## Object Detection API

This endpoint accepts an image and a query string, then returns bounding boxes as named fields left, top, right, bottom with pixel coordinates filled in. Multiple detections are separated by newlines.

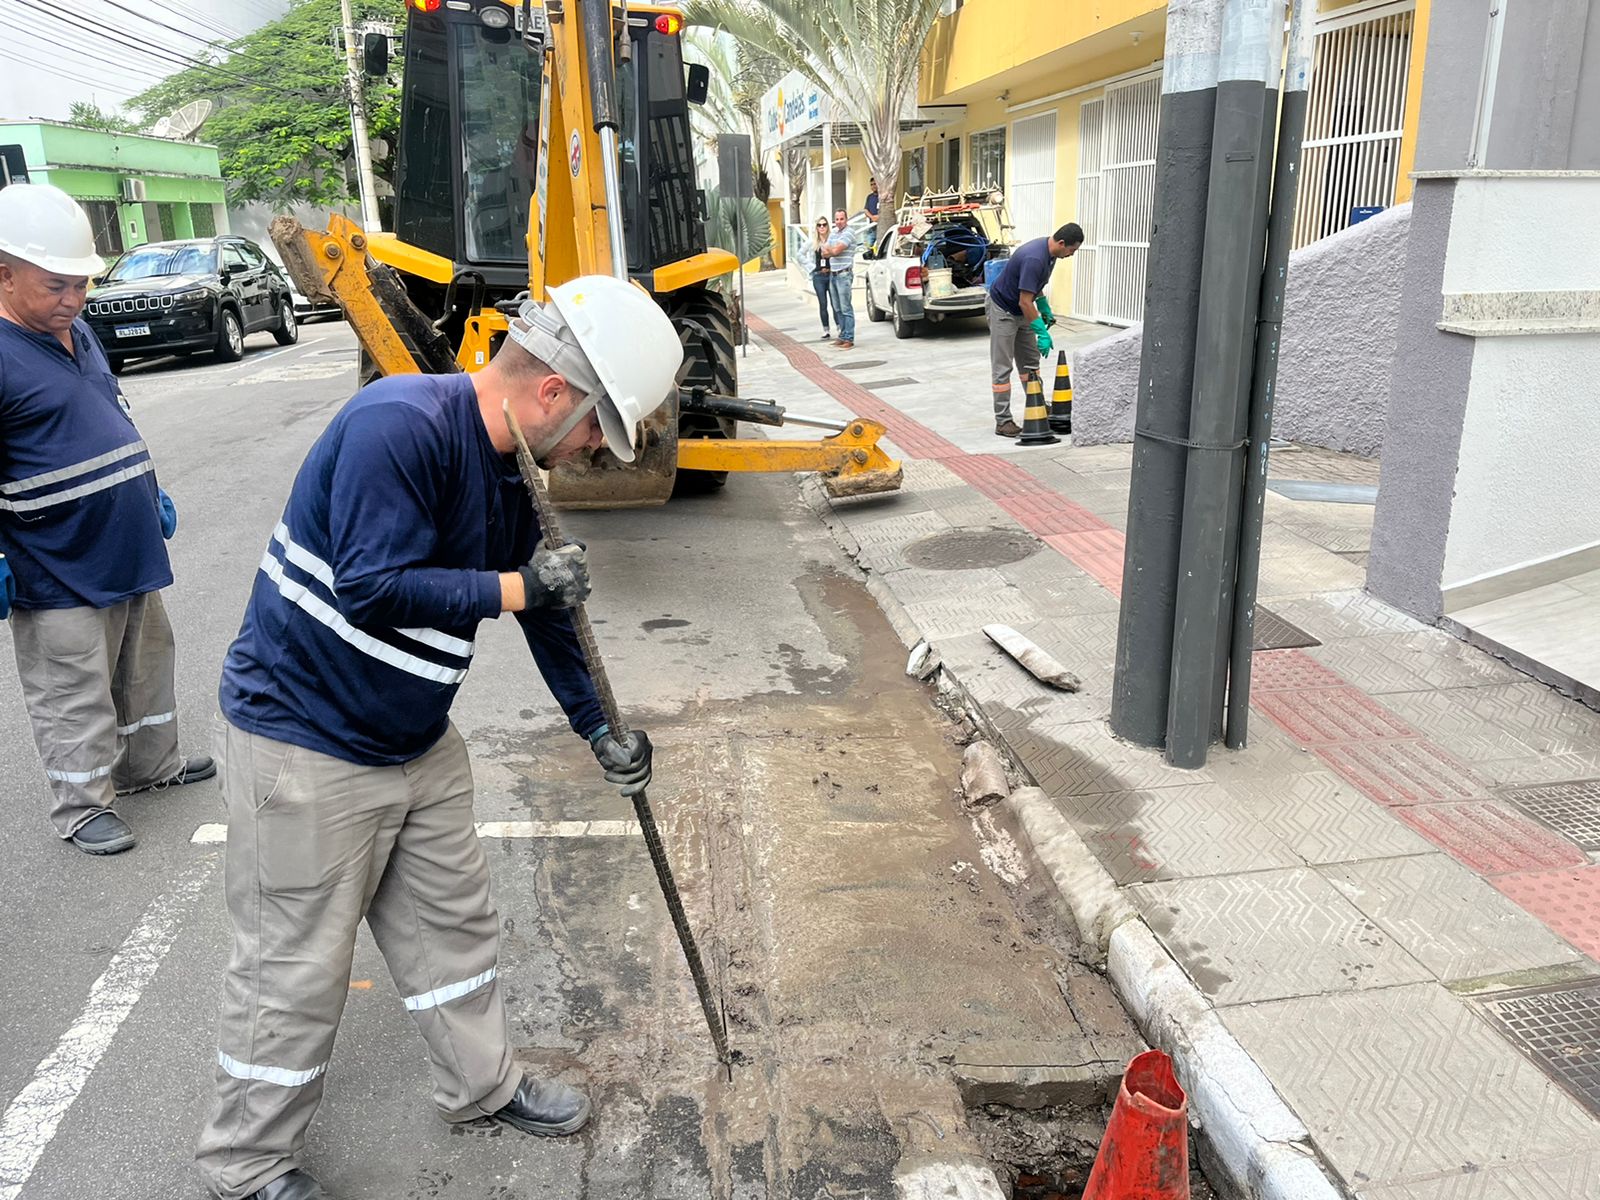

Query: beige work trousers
left=9, top=591, right=182, bottom=837
left=194, top=721, right=520, bottom=1200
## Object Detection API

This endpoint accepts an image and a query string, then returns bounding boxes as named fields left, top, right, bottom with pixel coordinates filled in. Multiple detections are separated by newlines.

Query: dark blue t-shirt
left=989, top=236, right=1056, bottom=317
left=0, top=316, right=171, bottom=610
left=220, top=373, right=604, bottom=766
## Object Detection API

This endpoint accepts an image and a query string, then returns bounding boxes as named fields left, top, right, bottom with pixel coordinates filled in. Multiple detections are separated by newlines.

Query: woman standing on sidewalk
left=809, top=217, right=837, bottom=341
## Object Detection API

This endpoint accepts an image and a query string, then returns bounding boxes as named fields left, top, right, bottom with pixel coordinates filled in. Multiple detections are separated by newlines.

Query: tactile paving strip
left=1480, top=979, right=1600, bottom=1120
left=1502, top=779, right=1600, bottom=850
left=1252, top=607, right=1322, bottom=650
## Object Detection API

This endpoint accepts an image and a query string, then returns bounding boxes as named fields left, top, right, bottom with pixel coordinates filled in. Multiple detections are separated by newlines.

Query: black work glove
left=589, top=726, right=653, bottom=796
left=518, top=539, right=590, bottom=610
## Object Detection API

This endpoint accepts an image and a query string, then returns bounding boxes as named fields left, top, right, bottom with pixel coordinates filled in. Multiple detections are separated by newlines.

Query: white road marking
left=0, top=857, right=215, bottom=1199
left=191, top=819, right=640, bottom=844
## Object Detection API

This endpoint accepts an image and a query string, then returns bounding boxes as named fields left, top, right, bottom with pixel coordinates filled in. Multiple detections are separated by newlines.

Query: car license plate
left=115, top=324, right=150, bottom=338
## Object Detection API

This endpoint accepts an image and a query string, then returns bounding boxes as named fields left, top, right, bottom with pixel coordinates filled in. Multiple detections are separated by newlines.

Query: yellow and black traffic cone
left=1017, top=370, right=1060, bottom=446
left=1049, top=350, right=1073, bottom=434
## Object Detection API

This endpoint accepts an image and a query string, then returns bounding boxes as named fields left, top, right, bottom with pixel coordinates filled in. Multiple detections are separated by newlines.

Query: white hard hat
left=0, top=183, right=105, bottom=277
left=506, top=275, right=684, bottom=462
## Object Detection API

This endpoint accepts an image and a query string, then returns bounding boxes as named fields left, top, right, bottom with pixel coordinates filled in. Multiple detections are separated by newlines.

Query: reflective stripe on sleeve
left=403, top=966, right=497, bottom=1012
left=0, top=441, right=150, bottom=496
left=0, top=461, right=154, bottom=514
left=216, top=1050, right=327, bottom=1088
left=116, top=711, right=175, bottom=737
left=260, top=553, right=469, bottom=685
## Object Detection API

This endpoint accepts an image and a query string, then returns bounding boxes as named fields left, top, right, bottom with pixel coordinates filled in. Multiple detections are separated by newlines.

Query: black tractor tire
left=215, top=308, right=245, bottom=362
left=664, top=287, right=738, bottom=495
left=272, top=297, right=299, bottom=346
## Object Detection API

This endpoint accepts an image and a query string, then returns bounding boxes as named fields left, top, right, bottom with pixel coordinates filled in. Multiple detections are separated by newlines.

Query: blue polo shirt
left=219, top=372, right=605, bottom=766
left=0, top=316, right=171, bottom=610
left=989, top=236, right=1057, bottom=317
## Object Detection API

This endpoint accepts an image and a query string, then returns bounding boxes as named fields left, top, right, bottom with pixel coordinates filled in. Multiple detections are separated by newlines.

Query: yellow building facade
left=903, top=0, right=1430, bottom=324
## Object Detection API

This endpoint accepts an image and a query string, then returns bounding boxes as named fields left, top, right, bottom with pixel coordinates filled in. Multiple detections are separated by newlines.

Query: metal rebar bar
left=503, top=402, right=731, bottom=1067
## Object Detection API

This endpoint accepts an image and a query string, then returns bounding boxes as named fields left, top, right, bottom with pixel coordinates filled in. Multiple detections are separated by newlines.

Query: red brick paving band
left=747, top=312, right=1600, bottom=958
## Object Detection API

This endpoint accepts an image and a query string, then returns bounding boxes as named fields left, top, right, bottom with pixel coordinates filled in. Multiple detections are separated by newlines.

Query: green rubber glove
left=1029, top=316, right=1053, bottom=356
left=1037, top=296, right=1055, bottom=326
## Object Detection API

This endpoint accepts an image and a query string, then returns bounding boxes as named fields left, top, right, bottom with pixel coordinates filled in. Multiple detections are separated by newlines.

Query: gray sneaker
left=995, top=419, right=1023, bottom=438
left=70, top=811, right=136, bottom=856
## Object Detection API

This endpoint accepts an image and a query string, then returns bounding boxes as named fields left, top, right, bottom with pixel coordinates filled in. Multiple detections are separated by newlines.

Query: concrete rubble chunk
left=906, top=639, right=942, bottom=681
left=983, top=624, right=1082, bottom=692
left=950, top=1036, right=1140, bottom=1109
left=961, top=742, right=1010, bottom=807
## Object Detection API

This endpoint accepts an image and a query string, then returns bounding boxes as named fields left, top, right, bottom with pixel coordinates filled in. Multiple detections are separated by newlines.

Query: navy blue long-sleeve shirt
left=220, top=373, right=604, bottom=765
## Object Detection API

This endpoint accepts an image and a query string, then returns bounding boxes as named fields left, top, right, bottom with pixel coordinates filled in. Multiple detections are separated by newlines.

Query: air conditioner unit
left=120, top=177, right=146, bottom=203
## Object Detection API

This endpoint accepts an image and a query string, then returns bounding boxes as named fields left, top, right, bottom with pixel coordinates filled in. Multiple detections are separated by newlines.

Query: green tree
left=129, top=0, right=406, bottom=211
left=67, top=101, right=140, bottom=133
left=684, top=0, right=946, bottom=240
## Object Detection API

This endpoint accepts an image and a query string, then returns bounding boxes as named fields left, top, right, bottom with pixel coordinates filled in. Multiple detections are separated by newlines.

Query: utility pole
left=1164, top=0, right=1285, bottom=768
left=1110, top=0, right=1227, bottom=749
left=1226, top=0, right=1316, bottom=747
left=339, top=0, right=383, bottom=233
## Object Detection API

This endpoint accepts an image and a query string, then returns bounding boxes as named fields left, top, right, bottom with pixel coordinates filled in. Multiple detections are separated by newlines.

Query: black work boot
left=995, top=418, right=1023, bottom=438
left=493, top=1075, right=592, bottom=1137
left=244, top=1168, right=325, bottom=1200
left=70, top=811, right=136, bottom=856
left=117, top=753, right=217, bottom=796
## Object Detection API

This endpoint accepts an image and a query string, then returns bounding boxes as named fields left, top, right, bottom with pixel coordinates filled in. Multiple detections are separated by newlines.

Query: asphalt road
left=0, top=321, right=1102, bottom=1199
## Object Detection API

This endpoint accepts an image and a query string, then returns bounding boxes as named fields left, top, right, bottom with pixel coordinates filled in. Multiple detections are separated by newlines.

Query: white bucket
left=927, top=267, right=955, bottom=300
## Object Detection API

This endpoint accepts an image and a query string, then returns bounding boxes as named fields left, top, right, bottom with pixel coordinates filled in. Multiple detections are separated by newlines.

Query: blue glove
left=157, top=489, right=177, bottom=539
left=0, top=554, right=13, bottom=621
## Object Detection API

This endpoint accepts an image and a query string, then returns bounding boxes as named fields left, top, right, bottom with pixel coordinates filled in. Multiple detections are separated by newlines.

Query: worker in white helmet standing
left=195, top=277, right=684, bottom=1200
left=0, top=182, right=216, bottom=856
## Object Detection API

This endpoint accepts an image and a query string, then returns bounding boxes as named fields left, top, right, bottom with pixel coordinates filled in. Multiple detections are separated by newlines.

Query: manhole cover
left=1481, top=980, right=1600, bottom=1118
left=1252, top=608, right=1321, bottom=650
left=904, top=528, right=1041, bottom=571
left=1502, top=779, right=1600, bottom=849
left=834, top=359, right=888, bottom=371
left=857, top=377, right=919, bottom=390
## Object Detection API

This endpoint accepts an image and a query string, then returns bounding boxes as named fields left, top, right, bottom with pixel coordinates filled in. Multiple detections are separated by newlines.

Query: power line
left=146, top=0, right=252, bottom=43
left=0, top=45, right=146, bottom=95
left=0, top=17, right=171, bottom=89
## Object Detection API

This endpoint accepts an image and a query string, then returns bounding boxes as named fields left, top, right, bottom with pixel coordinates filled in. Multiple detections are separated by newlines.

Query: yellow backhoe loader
left=272, top=0, right=900, bottom=505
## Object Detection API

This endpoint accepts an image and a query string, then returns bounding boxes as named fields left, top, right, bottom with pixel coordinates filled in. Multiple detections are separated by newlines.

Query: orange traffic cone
left=1016, top=370, right=1060, bottom=446
left=1082, top=1050, right=1190, bottom=1200
left=1049, top=350, right=1073, bottom=433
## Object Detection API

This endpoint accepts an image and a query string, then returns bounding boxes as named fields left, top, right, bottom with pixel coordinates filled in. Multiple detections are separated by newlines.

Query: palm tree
left=684, top=0, right=946, bottom=242
left=682, top=29, right=784, bottom=201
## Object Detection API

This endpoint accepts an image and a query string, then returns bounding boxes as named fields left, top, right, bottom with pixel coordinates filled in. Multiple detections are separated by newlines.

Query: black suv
left=84, top=235, right=298, bottom=373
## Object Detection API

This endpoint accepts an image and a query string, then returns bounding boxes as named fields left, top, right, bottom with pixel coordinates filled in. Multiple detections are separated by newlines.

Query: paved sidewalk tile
left=1252, top=685, right=1419, bottom=745
left=1386, top=683, right=1600, bottom=759
left=1494, top=867, right=1600, bottom=960
left=1313, top=739, right=1490, bottom=806
left=1355, top=1151, right=1600, bottom=1200
left=1395, top=802, right=1588, bottom=874
left=1058, top=782, right=1302, bottom=884
left=1220, top=771, right=1435, bottom=864
left=1131, top=867, right=1431, bottom=1005
left=1224, top=984, right=1600, bottom=1195
left=1269, top=588, right=1432, bottom=641
left=1323, top=854, right=1587, bottom=981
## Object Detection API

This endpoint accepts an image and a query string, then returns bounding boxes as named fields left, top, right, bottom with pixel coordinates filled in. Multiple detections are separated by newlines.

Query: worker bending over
left=985, top=223, right=1082, bottom=438
left=195, top=277, right=683, bottom=1200
left=0, top=183, right=214, bottom=857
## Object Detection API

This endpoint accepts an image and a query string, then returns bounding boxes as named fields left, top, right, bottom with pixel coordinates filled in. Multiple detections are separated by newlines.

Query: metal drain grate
left=1481, top=980, right=1600, bottom=1118
left=1501, top=779, right=1600, bottom=849
left=1252, top=608, right=1321, bottom=651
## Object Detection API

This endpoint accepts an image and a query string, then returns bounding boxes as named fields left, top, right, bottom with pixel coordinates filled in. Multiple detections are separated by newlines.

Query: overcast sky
left=0, top=0, right=291, bottom=123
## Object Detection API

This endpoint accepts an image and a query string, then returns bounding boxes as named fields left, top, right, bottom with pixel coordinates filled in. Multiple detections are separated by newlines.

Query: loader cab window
left=454, top=23, right=538, bottom=263
left=395, top=12, right=455, bottom=261
left=618, top=29, right=703, bottom=272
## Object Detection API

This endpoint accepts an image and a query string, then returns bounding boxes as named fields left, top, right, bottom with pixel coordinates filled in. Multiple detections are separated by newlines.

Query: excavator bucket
left=546, top=400, right=680, bottom=508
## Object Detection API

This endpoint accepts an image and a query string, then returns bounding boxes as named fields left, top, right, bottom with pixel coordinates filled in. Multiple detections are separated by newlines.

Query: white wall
left=1438, top=173, right=1600, bottom=592
left=1442, top=176, right=1600, bottom=293
left=1442, top=333, right=1600, bottom=588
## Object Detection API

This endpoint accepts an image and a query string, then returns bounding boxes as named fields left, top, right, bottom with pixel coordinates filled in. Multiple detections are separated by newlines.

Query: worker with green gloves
left=984, top=223, right=1082, bottom=437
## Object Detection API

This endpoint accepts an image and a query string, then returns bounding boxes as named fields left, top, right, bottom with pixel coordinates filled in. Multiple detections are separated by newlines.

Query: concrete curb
left=1002, top=794, right=1345, bottom=1200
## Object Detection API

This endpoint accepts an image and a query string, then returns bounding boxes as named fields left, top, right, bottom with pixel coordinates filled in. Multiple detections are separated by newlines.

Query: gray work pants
left=986, top=293, right=1040, bottom=423
left=195, top=721, right=519, bottom=1200
left=9, top=592, right=182, bottom=837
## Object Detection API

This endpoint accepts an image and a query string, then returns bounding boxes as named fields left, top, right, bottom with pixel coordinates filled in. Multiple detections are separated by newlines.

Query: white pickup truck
left=862, top=192, right=1014, bottom=339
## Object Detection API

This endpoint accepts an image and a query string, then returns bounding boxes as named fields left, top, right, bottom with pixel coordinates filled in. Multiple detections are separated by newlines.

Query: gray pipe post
left=1109, top=0, right=1227, bottom=748
left=1165, top=0, right=1286, bottom=769
left=1226, top=0, right=1315, bottom=748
